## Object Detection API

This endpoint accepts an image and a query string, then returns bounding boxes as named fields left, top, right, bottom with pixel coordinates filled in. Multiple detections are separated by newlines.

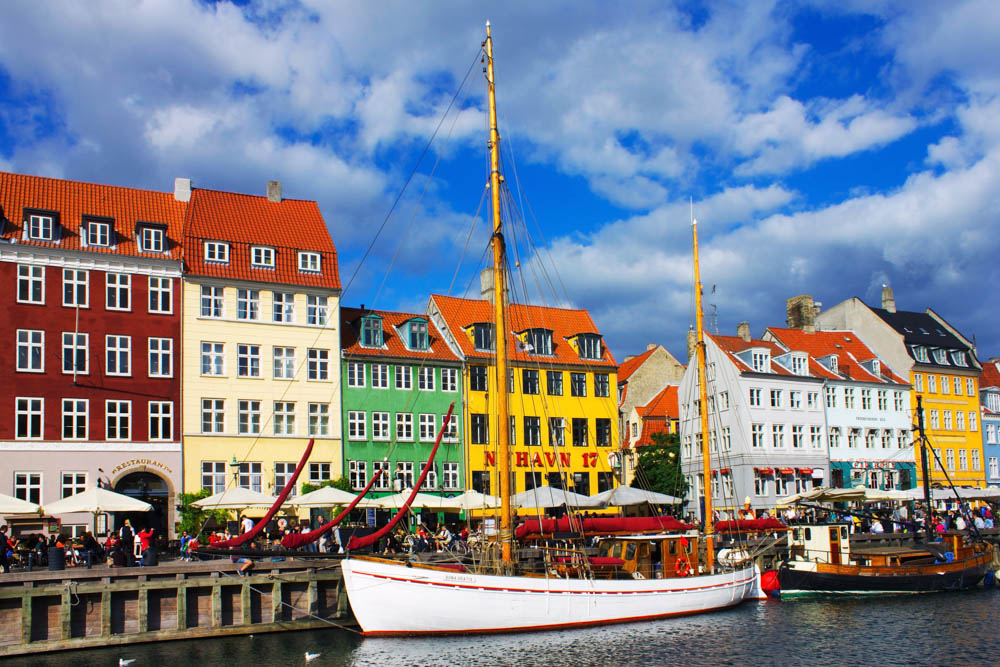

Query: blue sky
left=1, top=1, right=998, bottom=368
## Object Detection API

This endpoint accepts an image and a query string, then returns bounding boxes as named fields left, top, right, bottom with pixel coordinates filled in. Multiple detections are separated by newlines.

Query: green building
left=340, top=307, right=464, bottom=498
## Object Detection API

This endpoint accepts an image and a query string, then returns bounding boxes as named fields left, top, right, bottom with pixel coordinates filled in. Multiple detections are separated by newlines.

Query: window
left=15, top=398, right=44, bottom=440
left=848, top=428, right=861, bottom=448
left=372, top=363, right=389, bottom=388
left=913, top=345, right=929, bottom=362
left=941, top=376, right=950, bottom=394
left=946, top=449, right=955, bottom=470
left=239, top=400, right=261, bottom=434
left=349, top=460, right=367, bottom=490
left=106, top=273, right=131, bottom=311
left=572, top=418, right=588, bottom=447
left=894, top=391, right=904, bottom=411
left=408, top=320, right=428, bottom=350
left=418, top=366, right=435, bottom=390
left=914, top=373, right=923, bottom=392
left=972, top=450, right=981, bottom=472
left=792, top=424, right=804, bottom=448
left=274, top=347, right=295, bottom=379
left=774, top=474, right=788, bottom=497
left=991, top=458, right=999, bottom=478
left=419, top=414, right=436, bottom=441
left=237, top=289, right=260, bottom=320
left=309, top=463, right=331, bottom=485
left=204, top=241, right=229, bottom=263
left=307, top=349, right=329, bottom=380
left=510, top=416, right=517, bottom=445
left=772, top=423, right=785, bottom=448
left=16, top=329, right=44, bottom=372
left=373, top=461, right=390, bottom=490
left=62, top=269, right=89, bottom=307
left=720, top=391, right=731, bottom=409
left=752, top=423, right=764, bottom=448
left=371, top=412, right=390, bottom=440
left=471, top=414, right=488, bottom=444
left=791, top=354, right=807, bottom=375
left=62, top=399, right=88, bottom=440
left=571, top=372, right=587, bottom=397
left=396, top=413, right=413, bottom=441
left=346, top=361, right=365, bottom=387
left=750, top=388, right=762, bottom=407
left=238, top=344, right=261, bottom=377
left=594, top=373, right=610, bottom=397
left=957, top=411, right=965, bottom=431
left=596, top=418, right=612, bottom=447
left=360, top=316, right=382, bottom=347
left=307, top=295, right=327, bottom=325
left=106, top=335, right=131, bottom=376
left=27, top=213, right=55, bottom=240
left=969, top=412, right=977, bottom=432
left=943, top=410, right=952, bottom=430
left=348, top=411, right=366, bottom=440
left=149, top=401, right=173, bottom=441
left=201, top=461, right=226, bottom=494
left=201, top=342, right=225, bottom=376
left=395, top=462, right=414, bottom=489
left=967, top=378, right=976, bottom=396
left=754, top=471, right=769, bottom=497
left=721, top=426, right=732, bottom=451
left=954, top=377, right=962, bottom=395
left=87, top=220, right=111, bottom=247
left=861, top=389, right=872, bottom=410
left=810, top=425, right=822, bottom=449
left=106, top=400, right=131, bottom=440
left=881, top=429, right=892, bottom=449
left=928, top=375, right=937, bottom=393
left=298, top=251, right=321, bottom=272
left=275, top=462, right=297, bottom=496
left=441, top=367, right=458, bottom=392
left=55, top=471, right=86, bottom=500
left=309, top=403, right=330, bottom=436
left=14, top=472, right=42, bottom=504
left=442, top=413, right=459, bottom=441
left=395, top=365, right=412, bottom=390
left=932, top=349, right=949, bottom=365
left=930, top=410, right=940, bottom=429
left=238, top=462, right=263, bottom=493
left=545, top=371, right=564, bottom=396
left=443, top=462, right=460, bottom=490
left=148, top=276, right=172, bottom=313
left=524, top=416, right=541, bottom=446
left=473, top=323, right=494, bottom=351
left=770, top=389, right=782, bottom=408
left=578, top=334, right=602, bottom=360
left=866, top=429, right=878, bottom=448
left=844, top=388, right=855, bottom=408
left=522, top=369, right=540, bottom=395
left=752, top=350, right=770, bottom=372
left=251, top=246, right=275, bottom=268
left=274, top=402, right=296, bottom=435
left=789, top=391, right=801, bottom=408
left=549, top=418, right=565, bottom=447
left=683, top=436, right=692, bottom=457
left=139, top=226, right=165, bottom=252
left=17, top=265, right=45, bottom=304
left=470, top=366, right=488, bottom=392
left=829, top=427, right=841, bottom=448
left=201, top=398, right=225, bottom=433
left=273, top=292, right=294, bottom=323
left=148, top=337, right=172, bottom=377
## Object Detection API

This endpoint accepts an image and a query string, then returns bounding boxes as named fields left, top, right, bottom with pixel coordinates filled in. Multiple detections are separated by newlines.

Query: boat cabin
left=593, top=533, right=700, bottom=579
left=788, top=523, right=851, bottom=565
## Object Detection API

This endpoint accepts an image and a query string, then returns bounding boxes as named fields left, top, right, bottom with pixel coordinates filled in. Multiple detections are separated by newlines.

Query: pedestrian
left=180, top=531, right=192, bottom=561
left=119, top=519, right=136, bottom=567
left=241, top=514, right=254, bottom=534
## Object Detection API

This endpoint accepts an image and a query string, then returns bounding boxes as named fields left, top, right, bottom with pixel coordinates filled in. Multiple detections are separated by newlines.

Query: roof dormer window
left=137, top=223, right=166, bottom=253
left=523, top=328, right=553, bottom=355
left=931, top=349, right=949, bottom=365
left=577, top=333, right=602, bottom=360
left=24, top=209, right=58, bottom=242
left=205, top=241, right=230, bottom=264
left=751, top=349, right=770, bottom=373
left=912, top=345, right=929, bottom=363
left=251, top=246, right=275, bottom=269
left=85, top=218, right=112, bottom=247
left=298, top=251, right=321, bottom=273
left=790, top=353, right=808, bottom=376
left=407, top=319, right=429, bottom=351
left=952, top=351, right=968, bottom=367
left=360, top=315, right=383, bottom=348
left=472, top=323, right=494, bottom=352
left=871, top=359, right=881, bottom=377
left=829, top=355, right=838, bottom=373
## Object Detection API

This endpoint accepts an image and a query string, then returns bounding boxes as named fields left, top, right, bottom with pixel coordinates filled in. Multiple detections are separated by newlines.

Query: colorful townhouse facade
left=180, top=181, right=343, bottom=507
left=428, top=292, right=620, bottom=501
left=981, top=359, right=1000, bottom=486
left=679, top=324, right=831, bottom=517
left=340, top=307, right=464, bottom=497
left=621, top=384, right=680, bottom=486
left=0, top=171, right=184, bottom=536
left=816, top=287, right=984, bottom=487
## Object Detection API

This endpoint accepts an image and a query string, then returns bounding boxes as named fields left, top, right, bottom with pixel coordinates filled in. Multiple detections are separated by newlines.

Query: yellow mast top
left=692, top=218, right=715, bottom=572
left=484, top=22, right=513, bottom=564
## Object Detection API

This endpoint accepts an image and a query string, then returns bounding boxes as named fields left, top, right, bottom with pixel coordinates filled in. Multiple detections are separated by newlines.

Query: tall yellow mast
left=484, top=21, right=512, bottom=564
left=692, top=218, right=715, bottom=572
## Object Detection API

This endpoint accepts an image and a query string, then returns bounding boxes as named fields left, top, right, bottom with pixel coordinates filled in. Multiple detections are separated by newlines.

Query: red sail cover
left=715, top=518, right=788, bottom=532
left=209, top=439, right=314, bottom=549
left=515, top=515, right=694, bottom=540
left=347, top=403, right=455, bottom=551
left=280, top=468, right=386, bottom=549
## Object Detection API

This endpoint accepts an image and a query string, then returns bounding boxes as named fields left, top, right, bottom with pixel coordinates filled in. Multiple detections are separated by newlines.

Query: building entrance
left=114, top=472, right=169, bottom=536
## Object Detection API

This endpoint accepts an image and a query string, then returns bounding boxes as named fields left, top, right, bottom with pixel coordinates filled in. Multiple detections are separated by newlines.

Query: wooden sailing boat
left=340, top=22, right=758, bottom=635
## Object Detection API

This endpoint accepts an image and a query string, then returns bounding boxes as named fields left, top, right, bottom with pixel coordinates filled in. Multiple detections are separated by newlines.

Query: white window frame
left=298, top=251, right=321, bottom=272
left=148, top=276, right=172, bottom=314
left=348, top=411, right=366, bottom=440
left=395, top=365, right=412, bottom=390
left=61, top=398, right=88, bottom=440
left=442, top=462, right=460, bottom=490
left=272, top=291, right=295, bottom=323
left=306, top=295, right=328, bottom=325
left=238, top=400, right=261, bottom=435
left=106, top=273, right=131, bottom=311
left=308, top=403, right=330, bottom=436
left=237, top=289, right=260, bottom=321
left=349, top=460, right=368, bottom=490
left=204, top=241, right=230, bottom=264
left=307, top=348, right=329, bottom=380
left=372, top=363, right=389, bottom=389
left=347, top=362, right=366, bottom=388
left=27, top=214, right=54, bottom=241
left=418, top=366, right=435, bottom=391
left=201, top=398, right=225, bottom=434
left=202, top=461, right=227, bottom=494
left=148, top=401, right=173, bottom=441
left=273, top=347, right=295, bottom=379
left=396, top=413, right=413, bottom=441
left=14, top=472, right=43, bottom=504
left=395, top=461, right=414, bottom=489
left=148, top=337, right=173, bottom=377
left=61, top=472, right=87, bottom=498
left=274, top=401, right=296, bottom=435
left=200, top=285, right=224, bottom=318
left=139, top=226, right=165, bottom=253
left=274, top=462, right=297, bottom=496
left=419, top=413, right=436, bottom=441
left=105, top=400, right=131, bottom=441
left=372, top=412, right=390, bottom=441
left=86, top=221, right=111, bottom=247
left=201, top=342, right=225, bottom=376
left=15, top=397, right=44, bottom=440
left=309, top=463, right=331, bottom=485
left=238, top=462, right=263, bottom=493
left=750, top=388, right=762, bottom=407
left=251, top=245, right=275, bottom=269
left=62, top=269, right=89, bottom=308
left=373, top=461, right=390, bottom=490
left=440, top=367, right=458, bottom=392
left=105, top=335, right=131, bottom=376
left=237, top=344, right=261, bottom=378
left=17, top=265, right=45, bottom=304
left=17, top=329, right=45, bottom=373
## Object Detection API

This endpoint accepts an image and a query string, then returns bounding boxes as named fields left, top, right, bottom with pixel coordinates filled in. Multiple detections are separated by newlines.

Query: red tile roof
left=635, top=420, right=672, bottom=447
left=765, top=327, right=908, bottom=384
left=341, top=307, right=461, bottom=363
left=982, top=360, right=1000, bottom=391
left=0, top=171, right=185, bottom=259
left=617, top=347, right=657, bottom=383
left=430, top=294, right=617, bottom=368
left=711, top=333, right=839, bottom=379
left=639, top=384, right=679, bottom=419
left=184, top=188, right=340, bottom=289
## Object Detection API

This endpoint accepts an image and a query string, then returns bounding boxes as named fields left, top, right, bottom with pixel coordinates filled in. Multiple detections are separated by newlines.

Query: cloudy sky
left=1, top=1, right=998, bottom=367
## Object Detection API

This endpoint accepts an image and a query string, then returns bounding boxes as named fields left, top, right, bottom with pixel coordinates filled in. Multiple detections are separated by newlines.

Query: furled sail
left=515, top=515, right=693, bottom=540
left=346, top=403, right=455, bottom=551
left=280, top=468, right=386, bottom=549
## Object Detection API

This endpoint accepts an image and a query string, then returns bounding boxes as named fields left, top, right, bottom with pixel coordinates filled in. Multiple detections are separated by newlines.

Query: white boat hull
left=341, top=557, right=757, bottom=635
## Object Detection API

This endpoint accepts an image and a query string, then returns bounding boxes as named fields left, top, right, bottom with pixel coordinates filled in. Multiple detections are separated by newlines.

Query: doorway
left=114, top=472, right=169, bottom=536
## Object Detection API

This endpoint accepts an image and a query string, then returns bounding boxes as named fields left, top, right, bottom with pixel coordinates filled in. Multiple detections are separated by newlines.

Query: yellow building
left=180, top=183, right=343, bottom=510
left=428, top=294, right=620, bottom=504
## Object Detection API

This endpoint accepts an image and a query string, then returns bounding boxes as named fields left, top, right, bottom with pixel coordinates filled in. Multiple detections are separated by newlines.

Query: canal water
left=10, top=588, right=1000, bottom=666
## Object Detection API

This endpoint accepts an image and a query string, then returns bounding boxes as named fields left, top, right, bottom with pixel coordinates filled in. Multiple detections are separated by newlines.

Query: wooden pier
left=0, top=557, right=352, bottom=657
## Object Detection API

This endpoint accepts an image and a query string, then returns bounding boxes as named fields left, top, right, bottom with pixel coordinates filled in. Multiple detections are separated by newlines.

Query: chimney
left=646, top=343, right=657, bottom=352
left=881, top=284, right=896, bottom=313
left=786, top=295, right=816, bottom=333
left=737, top=321, right=751, bottom=343
left=623, top=355, right=635, bottom=362
left=267, top=180, right=282, bottom=203
left=480, top=268, right=494, bottom=304
left=686, top=328, right=696, bottom=362
left=173, top=177, right=191, bottom=202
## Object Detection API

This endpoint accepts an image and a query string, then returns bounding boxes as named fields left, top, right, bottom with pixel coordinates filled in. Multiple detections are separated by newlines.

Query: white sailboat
left=341, top=21, right=758, bottom=636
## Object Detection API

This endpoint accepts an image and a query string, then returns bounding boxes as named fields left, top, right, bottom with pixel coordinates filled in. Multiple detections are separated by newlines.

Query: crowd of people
left=0, top=519, right=161, bottom=572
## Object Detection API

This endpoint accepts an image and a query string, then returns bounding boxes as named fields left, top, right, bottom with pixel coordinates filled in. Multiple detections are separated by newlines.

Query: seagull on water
left=305, top=652, right=321, bottom=662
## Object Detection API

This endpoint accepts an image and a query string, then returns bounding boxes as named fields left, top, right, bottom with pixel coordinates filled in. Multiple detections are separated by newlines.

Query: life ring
left=675, top=557, right=691, bottom=577
left=277, top=518, right=288, bottom=531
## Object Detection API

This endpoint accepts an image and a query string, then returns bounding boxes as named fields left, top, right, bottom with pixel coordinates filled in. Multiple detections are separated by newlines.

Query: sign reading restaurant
left=111, top=458, right=175, bottom=475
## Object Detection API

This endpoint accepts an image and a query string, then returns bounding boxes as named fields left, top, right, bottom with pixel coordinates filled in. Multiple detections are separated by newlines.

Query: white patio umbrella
left=511, top=487, right=600, bottom=509
left=375, top=489, right=444, bottom=510
left=428, top=489, right=501, bottom=511
left=588, top=486, right=682, bottom=507
left=42, top=487, right=153, bottom=514
left=192, top=487, right=277, bottom=509
left=292, top=486, right=381, bottom=509
left=777, top=486, right=868, bottom=505
left=0, top=492, right=40, bottom=514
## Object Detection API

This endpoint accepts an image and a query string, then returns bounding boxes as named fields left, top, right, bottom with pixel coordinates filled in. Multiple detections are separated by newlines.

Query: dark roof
left=872, top=307, right=977, bottom=368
